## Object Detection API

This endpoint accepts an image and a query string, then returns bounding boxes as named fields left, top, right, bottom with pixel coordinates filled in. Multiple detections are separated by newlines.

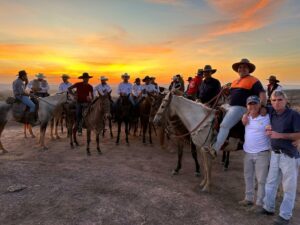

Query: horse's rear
left=115, top=95, right=132, bottom=145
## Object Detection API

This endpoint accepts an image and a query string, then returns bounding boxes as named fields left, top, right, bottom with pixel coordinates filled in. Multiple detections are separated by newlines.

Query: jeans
left=213, top=106, right=247, bottom=151
left=16, top=96, right=35, bottom=112
left=244, top=151, right=270, bottom=205
left=263, top=152, right=299, bottom=220
left=76, top=102, right=89, bottom=132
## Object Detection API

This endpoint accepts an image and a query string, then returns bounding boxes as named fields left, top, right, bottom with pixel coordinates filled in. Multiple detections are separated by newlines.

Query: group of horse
left=0, top=89, right=243, bottom=192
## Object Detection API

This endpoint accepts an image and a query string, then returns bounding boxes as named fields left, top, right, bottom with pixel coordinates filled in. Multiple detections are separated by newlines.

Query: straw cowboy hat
left=232, top=58, right=256, bottom=73
left=78, top=72, right=93, bottom=79
left=203, top=65, right=217, bottom=74
left=61, top=74, right=70, bottom=79
left=100, top=76, right=108, bottom=81
left=267, top=75, right=280, bottom=83
left=35, top=73, right=46, bottom=79
left=196, top=69, right=204, bottom=76
left=142, top=76, right=150, bottom=82
left=121, top=73, right=130, bottom=79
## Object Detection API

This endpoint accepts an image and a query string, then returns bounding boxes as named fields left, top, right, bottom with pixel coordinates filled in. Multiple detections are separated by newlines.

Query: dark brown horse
left=115, top=95, right=132, bottom=145
left=139, top=94, right=155, bottom=144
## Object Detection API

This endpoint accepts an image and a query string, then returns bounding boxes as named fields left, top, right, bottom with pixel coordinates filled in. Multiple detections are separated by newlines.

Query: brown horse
left=139, top=94, right=155, bottom=144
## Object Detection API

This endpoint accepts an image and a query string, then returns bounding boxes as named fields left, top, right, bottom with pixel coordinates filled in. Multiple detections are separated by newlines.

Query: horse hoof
left=201, top=187, right=210, bottom=193
left=43, top=146, right=49, bottom=151
left=172, top=170, right=179, bottom=175
left=56, top=136, right=61, bottom=139
left=31, top=135, right=36, bottom=138
left=87, top=151, right=91, bottom=156
left=97, top=151, right=102, bottom=155
left=194, top=172, right=201, bottom=177
left=223, top=167, right=228, bottom=172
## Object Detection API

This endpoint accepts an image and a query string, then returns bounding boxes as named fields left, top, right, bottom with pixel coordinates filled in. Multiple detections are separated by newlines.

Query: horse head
left=153, top=92, right=173, bottom=126
left=149, top=93, right=165, bottom=123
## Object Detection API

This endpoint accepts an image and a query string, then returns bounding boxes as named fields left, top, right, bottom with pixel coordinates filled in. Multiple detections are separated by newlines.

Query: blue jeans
left=263, top=152, right=299, bottom=220
left=76, top=102, right=89, bottom=132
left=213, top=106, right=247, bottom=151
left=16, top=96, right=35, bottom=112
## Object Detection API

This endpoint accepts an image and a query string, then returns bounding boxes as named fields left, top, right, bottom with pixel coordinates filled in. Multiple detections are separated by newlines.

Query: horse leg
left=86, top=129, right=91, bottom=156
left=116, top=121, right=121, bottom=144
left=73, top=125, right=79, bottom=146
left=55, top=118, right=60, bottom=139
left=199, top=150, right=207, bottom=188
left=191, top=142, right=200, bottom=177
left=125, top=121, right=129, bottom=144
left=149, top=121, right=152, bottom=144
left=50, top=118, right=55, bottom=140
left=0, top=121, right=8, bottom=153
left=96, top=132, right=102, bottom=154
left=40, top=122, right=48, bottom=150
left=224, top=151, right=230, bottom=171
left=70, top=124, right=74, bottom=149
left=28, top=124, right=35, bottom=138
left=221, top=151, right=226, bottom=165
left=60, top=117, right=64, bottom=134
left=109, top=119, right=113, bottom=138
left=24, top=123, right=27, bottom=138
left=142, top=120, right=147, bottom=144
left=202, top=152, right=213, bottom=192
left=172, top=140, right=183, bottom=175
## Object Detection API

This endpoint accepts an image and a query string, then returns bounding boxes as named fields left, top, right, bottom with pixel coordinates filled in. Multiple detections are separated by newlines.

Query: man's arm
left=259, top=91, right=267, bottom=106
left=268, top=131, right=300, bottom=141
left=68, top=83, right=77, bottom=96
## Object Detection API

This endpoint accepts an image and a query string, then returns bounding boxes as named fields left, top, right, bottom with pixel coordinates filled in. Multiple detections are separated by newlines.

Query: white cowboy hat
left=121, top=73, right=130, bottom=78
left=35, top=73, right=46, bottom=79
left=100, top=76, right=108, bottom=81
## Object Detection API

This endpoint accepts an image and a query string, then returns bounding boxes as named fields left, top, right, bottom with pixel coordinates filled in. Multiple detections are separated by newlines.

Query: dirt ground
left=0, top=122, right=299, bottom=225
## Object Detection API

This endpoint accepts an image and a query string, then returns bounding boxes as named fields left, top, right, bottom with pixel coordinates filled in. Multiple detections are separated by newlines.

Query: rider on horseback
left=58, top=74, right=72, bottom=93
left=205, top=59, right=267, bottom=158
left=68, top=72, right=94, bottom=136
left=94, top=76, right=112, bottom=97
left=197, top=65, right=221, bottom=106
left=12, top=70, right=37, bottom=125
left=117, top=73, right=133, bottom=103
left=27, top=73, right=50, bottom=97
left=185, top=69, right=203, bottom=100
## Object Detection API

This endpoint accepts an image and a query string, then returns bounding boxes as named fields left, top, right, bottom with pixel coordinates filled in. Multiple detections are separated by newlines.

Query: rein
left=164, top=87, right=226, bottom=138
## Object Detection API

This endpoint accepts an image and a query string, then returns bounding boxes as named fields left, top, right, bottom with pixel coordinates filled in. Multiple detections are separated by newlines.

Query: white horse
left=153, top=92, right=216, bottom=192
left=0, top=92, right=69, bottom=152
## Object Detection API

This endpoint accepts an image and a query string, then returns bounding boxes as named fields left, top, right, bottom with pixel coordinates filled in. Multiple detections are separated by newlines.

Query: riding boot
left=26, top=112, right=39, bottom=127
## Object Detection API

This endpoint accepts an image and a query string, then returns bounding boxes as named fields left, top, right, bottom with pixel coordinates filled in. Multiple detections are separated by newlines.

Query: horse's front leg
left=24, top=123, right=27, bottom=138
left=142, top=120, right=147, bottom=144
left=199, top=149, right=207, bottom=189
left=149, top=121, right=152, bottom=144
left=28, top=124, right=35, bottom=138
left=201, top=151, right=213, bottom=192
left=109, top=118, right=113, bottom=138
left=96, top=131, right=102, bottom=154
left=50, top=118, right=55, bottom=140
left=125, top=121, right=129, bottom=145
left=0, top=121, right=8, bottom=153
left=191, top=142, right=200, bottom=177
left=39, top=122, right=48, bottom=150
left=172, top=140, right=183, bottom=175
left=116, top=121, right=121, bottom=144
left=86, top=129, right=91, bottom=156
left=224, top=151, right=230, bottom=171
left=55, top=118, right=60, bottom=139
left=73, top=124, right=79, bottom=147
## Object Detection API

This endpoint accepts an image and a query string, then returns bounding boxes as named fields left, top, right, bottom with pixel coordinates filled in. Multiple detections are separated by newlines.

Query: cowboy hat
left=61, top=74, right=70, bottom=79
left=35, top=73, right=46, bottom=79
left=196, top=69, right=203, bottom=76
left=150, top=76, right=155, bottom=80
left=232, top=58, right=256, bottom=73
left=203, top=65, right=217, bottom=74
left=100, top=76, right=108, bottom=81
left=78, top=72, right=93, bottom=79
left=267, top=75, right=280, bottom=83
left=142, top=76, right=150, bottom=82
left=121, top=73, right=130, bottom=78
left=187, top=77, right=193, bottom=82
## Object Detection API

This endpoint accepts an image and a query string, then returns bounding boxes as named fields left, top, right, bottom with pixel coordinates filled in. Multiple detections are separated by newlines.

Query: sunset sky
left=0, top=0, right=299, bottom=85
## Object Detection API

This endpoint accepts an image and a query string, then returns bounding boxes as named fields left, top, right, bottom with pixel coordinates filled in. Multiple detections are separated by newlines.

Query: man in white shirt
left=142, top=76, right=158, bottom=96
left=117, top=73, right=132, bottom=96
left=130, top=78, right=143, bottom=106
left=239, top=95, right=271, bottom=212
left=27, top=73, right=50, bottom=97
left=94, top=76, right=112, bottom=97
left=58, top=74, right=72, bottom=93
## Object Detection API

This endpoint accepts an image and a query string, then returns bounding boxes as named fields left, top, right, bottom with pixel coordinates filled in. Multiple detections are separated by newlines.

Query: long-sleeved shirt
left=94, top=83, right=112, bottom=96
left=132, top=84, right=143, bottom=97
left=28, top=79, right=50, bottom=94
left=12, top=78, right=26, bottom=97
left=117, top=82, right=132, bottom=95
left=58, top=82, right=72, bottom=93
left=142, top=84, right=159, bottom=93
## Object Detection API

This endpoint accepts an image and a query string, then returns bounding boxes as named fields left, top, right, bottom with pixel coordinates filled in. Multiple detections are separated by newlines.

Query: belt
left=273, top=149, right=283, bottom=154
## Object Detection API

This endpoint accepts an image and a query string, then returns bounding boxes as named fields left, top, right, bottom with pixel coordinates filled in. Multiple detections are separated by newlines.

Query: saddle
left=6, top=97, right=39, bottom=123
left=214, top=105, right=245, bottom=151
